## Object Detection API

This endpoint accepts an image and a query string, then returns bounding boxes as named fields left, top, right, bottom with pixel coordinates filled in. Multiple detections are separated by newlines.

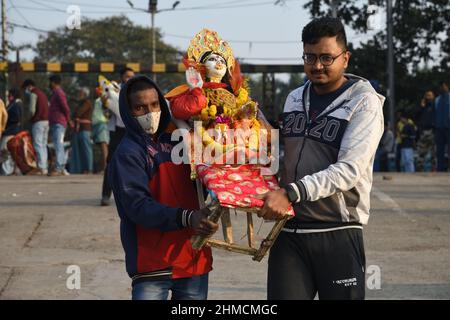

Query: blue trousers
left=401, top=147, right=415, bottom=172
left=69, top=130, right=93, bottom=174
left=31, top=121, right=49, bottom=171
left=50, top=124, right=66, bottom=171
left=131, top=274, right=209, bottom=300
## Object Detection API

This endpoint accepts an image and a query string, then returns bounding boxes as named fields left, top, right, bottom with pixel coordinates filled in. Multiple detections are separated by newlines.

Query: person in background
left=399, top=112, right=417, bottom=172
left=415, top=90, right=436, bottom=171
left=91, top=86, right=109, bottom=173
left=69, top=87, right=93, bottom=174
left=48, top=75, right=71, bottom=176
left=434, top=80, right=450, bottom=172
left=395, top=111, right=403, bottom=172
left=100, top=67, right=134, bottom=206
left=0, top=98, right=7, bottom=140
left=22, top=79, right=50, bottom=175
left=0, top=88, right=23, bottom=175
left=375, top=122, right=394, bottom=172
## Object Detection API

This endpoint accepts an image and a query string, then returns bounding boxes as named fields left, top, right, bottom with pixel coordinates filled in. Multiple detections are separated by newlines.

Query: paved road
left=0, top=173, right=449, bottom=299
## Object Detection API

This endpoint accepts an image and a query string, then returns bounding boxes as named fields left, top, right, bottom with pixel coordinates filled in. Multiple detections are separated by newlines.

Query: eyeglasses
left=302, top=51, right=347, bottom=66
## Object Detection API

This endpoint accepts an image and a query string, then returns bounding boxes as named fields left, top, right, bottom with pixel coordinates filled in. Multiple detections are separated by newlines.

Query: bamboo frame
left=191, top=180, right=290, bottom=262
left=207, top=239, right=257, bottom=256
left=247, top=212, right=254, bottom=248
left=221, top=210, right=234, bottom=244
left=252, top=215, right=289, bottom=262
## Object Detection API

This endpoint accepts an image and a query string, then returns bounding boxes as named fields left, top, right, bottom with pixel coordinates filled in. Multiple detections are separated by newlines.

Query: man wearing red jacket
left=109, top=75, right=218, bottom=300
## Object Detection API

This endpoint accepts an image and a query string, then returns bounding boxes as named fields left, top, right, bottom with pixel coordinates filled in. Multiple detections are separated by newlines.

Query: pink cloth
left=197, top=164, right=294, bottom=215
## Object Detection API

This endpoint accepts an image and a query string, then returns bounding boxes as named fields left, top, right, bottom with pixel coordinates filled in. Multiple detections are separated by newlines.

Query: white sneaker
left=62, top=169, right=70, bottom=176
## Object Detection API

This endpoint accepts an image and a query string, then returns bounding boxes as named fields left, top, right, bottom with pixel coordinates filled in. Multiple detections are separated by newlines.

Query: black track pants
left=267, top=227, right=366, bottom=300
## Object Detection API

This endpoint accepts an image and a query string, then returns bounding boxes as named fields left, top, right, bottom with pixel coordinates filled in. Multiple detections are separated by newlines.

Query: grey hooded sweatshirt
left=281, top=74, right=385, bottom=231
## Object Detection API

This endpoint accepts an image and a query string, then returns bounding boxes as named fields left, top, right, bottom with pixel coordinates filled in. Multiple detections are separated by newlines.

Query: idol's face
left=204, top=53, right=227, bottom=81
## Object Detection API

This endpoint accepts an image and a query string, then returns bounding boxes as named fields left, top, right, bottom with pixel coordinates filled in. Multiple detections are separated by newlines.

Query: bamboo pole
left=221, top=209, right=233, bottom=244
left=191, top=203, right=224, bottom=250
left=253, top=215, right=289, bottom=262
left=247, top=212, right=254, bottom=248
left=195, top=178, right=206, bottom=209
left=207, top=239, right=257, bottom=256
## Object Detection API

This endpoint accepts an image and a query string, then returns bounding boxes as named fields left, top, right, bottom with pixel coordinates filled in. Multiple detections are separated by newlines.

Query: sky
left=4, top=0, right=386, bottom=65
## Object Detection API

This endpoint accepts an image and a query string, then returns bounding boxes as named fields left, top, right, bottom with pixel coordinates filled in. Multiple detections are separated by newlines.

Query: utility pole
left=331, top=0, right=338, bottom=18
left=386, top=0, right=395, bottom=130
left=149, top=0, right=157, bottom=81
left=127, top=1, right=180, bottom=81
left=15, top=48, right=20, bottom=88
left=1, top=0, right=8, bottom=101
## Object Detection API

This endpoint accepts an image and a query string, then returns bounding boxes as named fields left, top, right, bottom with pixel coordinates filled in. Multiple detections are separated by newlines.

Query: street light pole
left=149, top=0, right=157, bottom=81
left=1, top=0, right=8, bottom=100
left=387, top=0, right=395, bottom=130
left=128, top=1, right=180, bottom=81
left=331, top=0, right=338, bottom=18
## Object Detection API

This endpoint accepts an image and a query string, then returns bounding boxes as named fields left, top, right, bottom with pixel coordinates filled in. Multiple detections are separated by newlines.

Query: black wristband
left=176, top=209, right=195, bottom=229
left=284, top=185, right=299, bottom=204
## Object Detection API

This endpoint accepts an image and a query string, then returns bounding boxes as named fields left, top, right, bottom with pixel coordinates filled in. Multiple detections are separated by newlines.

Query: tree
left=303, top=0, right=450, bottom=112
left=31, top=15, right=184, bottom=105
left=304, top=0, right=450, bottom=70
left=248, top=73, right=305, bottom=122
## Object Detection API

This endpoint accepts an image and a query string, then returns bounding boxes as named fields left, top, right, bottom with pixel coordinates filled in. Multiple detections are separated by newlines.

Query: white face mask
left=135, top=111, right=161, bottom=135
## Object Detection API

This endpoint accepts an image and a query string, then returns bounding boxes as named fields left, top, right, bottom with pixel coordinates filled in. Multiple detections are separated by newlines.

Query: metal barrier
left=0, top=61, right=303, bottom=74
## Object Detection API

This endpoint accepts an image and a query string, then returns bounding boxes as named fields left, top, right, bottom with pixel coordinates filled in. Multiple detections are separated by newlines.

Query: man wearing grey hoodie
left=260, top=17, right=385, bottom=300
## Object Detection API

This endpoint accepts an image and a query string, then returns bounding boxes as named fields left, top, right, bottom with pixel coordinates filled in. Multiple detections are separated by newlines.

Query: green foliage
left=304, top=0, right=449, bottom=70
left=303, top=0, right=449, bottom=110
left=248, top=73, right=305, bottom=121
left=35, top=15, right=182, bottom=64
left=29, top=15, right=185, bottom=108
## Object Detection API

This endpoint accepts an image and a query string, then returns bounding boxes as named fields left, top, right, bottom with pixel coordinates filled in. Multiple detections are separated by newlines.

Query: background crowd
left=374, top=80, right=450, bottom=173
left=1, top=76, right=449, bottom=178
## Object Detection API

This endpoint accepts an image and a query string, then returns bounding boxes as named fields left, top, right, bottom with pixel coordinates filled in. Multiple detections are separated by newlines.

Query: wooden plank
left=247, top=212, right=254, bottom=248
left=196, top=178, right=206, bottom=209
left=253, top=215, right=289, bottom=262
left=191, top=203, right=224, bottom=250
left=221, top=209, right=233, bottom=244
left=207, top=239, right=257, bottom=256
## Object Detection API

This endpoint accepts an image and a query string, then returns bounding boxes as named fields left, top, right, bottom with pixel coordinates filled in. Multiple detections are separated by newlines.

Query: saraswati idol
left=165, top=28, right=273, bottom=178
